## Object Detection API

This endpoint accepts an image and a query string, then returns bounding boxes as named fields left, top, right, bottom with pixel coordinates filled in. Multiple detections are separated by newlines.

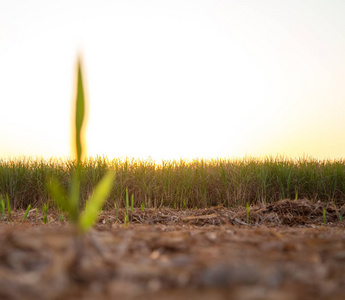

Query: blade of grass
left=22, top=204, right=31, bottom=221
left=68, top=171, right=80, bottom=222
left=131, top=194, right=134, bottom=221
left=246, top=202, right=250, bottom=226
left=42, top=203, right=49, bottom=224
left=47, top=177, right=70, bottom=215
left=75, top=59, right=85, bottom=164
left=0, top=196, right=4, bottom=221
left=337, top=212, right=343, bottom=222
left=126, top=188, right=129, bottom=222
left=6, top=194, right=12, bottom=222
left=78, top=171, right=115, bottom=233
left=323, top=207, right=326, bottom=225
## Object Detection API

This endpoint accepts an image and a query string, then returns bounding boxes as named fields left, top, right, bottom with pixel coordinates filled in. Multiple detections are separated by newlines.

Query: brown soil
left=0, top=199, right=344, bottom=300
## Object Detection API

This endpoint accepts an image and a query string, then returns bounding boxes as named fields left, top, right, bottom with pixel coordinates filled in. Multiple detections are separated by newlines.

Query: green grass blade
left=131, top=194, right=134, bottom=220
left=0, top=196, right=4, bottom=221
left=126, top=188, right=129, bottom=221
left=22, top=204, right=31, bottom=221
left=47, top=177, right=69, bottom=213
left=323, top=207, right=326, bottom=225
left=68, top=171, right=80, bottom=222
left=75, top=59, right=85, bottom=164
left=246, top=202, right=250, bottom=225
left=337, top=212, right=343, bottom=221
left=42, top=203, right=49, bottom=224
left=78, top=171, right=115, bottom=232
left=6, top=194, right=12, bottom=222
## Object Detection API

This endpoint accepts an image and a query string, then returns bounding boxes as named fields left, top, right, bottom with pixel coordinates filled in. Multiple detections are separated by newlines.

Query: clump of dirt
left=0, top=199, right=344, bottom=300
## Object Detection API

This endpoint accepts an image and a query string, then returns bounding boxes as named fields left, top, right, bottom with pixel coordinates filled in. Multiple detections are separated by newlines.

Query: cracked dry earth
left=0, top=201, right=345, bottom=300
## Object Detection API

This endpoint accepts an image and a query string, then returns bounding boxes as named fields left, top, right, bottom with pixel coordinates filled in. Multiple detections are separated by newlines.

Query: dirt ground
left=0, top=199, right=344, bottom=300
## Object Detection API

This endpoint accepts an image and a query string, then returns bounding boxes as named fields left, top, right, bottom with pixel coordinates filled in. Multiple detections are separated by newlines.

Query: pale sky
left=1, top=0, right=345, bottom=161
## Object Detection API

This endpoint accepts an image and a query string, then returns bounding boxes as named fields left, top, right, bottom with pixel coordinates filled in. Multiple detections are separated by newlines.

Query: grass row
left=0, top=155, right=344, bottom=210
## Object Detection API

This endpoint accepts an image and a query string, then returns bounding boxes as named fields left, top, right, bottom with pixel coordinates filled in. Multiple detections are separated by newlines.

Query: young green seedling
left=124, top=212, right=129, bottom=226
left=246, top=202, right=250, bottom=226
left=323, top=207, right=327, bottom=225
left=183, top=199, right=188, bottom=211
left=0, top=196, right=5, bottom=221
left=47, top=57, right=115, bottom=233
left=338, top=212, right=343, bottom=222
left=23, top=204, right=31, bottom=221
left=125, top=188, right=129, bottom=223
left=42, top=203, right=49, bottom=224
left=57, top=204, right=64, bottom=222
left=6, top=194, right=12, bottom=222
left=334, top=204, right=343, bottom=222
left=131, top=194, right=134, bottom=221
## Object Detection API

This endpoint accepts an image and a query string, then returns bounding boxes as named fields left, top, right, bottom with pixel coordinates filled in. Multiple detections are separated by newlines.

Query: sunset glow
left=1, top=0, right=344, bottom=162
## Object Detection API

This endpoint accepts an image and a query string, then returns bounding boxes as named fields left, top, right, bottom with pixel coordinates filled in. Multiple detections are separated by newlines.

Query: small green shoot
left=6, top=194, right=12, bottom=222
left=47, top=57, right=115, bottom=233
left=141, top=203, right=145, bottom=212
left=42, top=203, right=49, bottom=224
left=58, top=207, right=64, bottom=222
left=78, top=171, right=115, bottom=231
left=0, top=196, right=5, bottom=221
left=334, top=205, right=343, bottom=222
left=124, top=211, right=129, bottom=226
left=131, top=194, right=134, bottom=221
left=183, top=199, right=188, bottom=211
left=246, top=202, right=250, bottom=226
left=125, top=188, right=129, bottom=222
left=23, top=204, right=31, bottom=221
left=323, top=207, right=326, bottom=225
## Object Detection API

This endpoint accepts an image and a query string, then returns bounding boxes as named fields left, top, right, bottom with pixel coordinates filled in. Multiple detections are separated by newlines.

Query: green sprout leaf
left=42, top=203, right=49, bottom=224
left=75, top=59, right=85, bottom=164
left=23, top=204, right=31, bottom=221
left=126, top=188, right=129, bottom=222
left=78, top=171, right=115, bottom=233
left=6, top=194, right=12, bottom=222
left=46, top=56, right=115, bottom=234
left=69, top=171, right=81, bottom=221
left=47, top=177, right=71, bottom=216
left=0, top=196, right=5, bottom=221
left=246, top=202, right=250, bottom=225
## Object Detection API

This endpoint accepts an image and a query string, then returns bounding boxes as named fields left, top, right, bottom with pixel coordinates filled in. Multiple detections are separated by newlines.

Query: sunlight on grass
left=1, top=155, right=344, bottom=210
left=47, top=57, right=114, bottom=233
